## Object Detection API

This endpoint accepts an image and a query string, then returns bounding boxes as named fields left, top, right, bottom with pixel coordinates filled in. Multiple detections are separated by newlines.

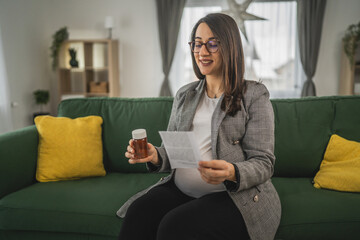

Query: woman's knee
left=123, top=196, right=151, bottom=223
left=156, top=214, right=182, bottom=240
left=156, top=209, right=197, bottom=240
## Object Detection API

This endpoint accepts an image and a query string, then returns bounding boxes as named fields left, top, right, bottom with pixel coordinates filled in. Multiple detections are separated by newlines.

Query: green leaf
left=50, top=27, right=69, bottom=71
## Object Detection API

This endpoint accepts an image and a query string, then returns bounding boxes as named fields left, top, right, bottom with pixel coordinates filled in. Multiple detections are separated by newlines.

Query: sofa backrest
left=58, top=97, right=173, bottom=173
left=272, top=95, right=360, bottom=177
left=58, top=95, right=360, bottom=177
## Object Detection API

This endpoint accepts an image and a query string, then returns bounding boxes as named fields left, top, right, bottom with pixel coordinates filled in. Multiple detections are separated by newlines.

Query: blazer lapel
left=178, top=80, right=205, bottom=131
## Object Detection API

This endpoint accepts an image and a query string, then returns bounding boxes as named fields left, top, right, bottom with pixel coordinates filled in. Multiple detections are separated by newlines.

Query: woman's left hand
left=198, top=160, right=236, bottom=185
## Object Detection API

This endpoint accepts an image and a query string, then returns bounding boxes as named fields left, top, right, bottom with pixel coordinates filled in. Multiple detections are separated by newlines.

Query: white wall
left=0, top=0, right=49, bottom=129
left=314, top=0, right=360, bottom=96
left=0, top=0, right=359, bottom=131
left=0, top=0, right=163, bottom=130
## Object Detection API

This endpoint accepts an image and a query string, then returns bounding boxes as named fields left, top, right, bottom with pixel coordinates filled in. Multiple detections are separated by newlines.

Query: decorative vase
left=69, top=48, right=79, bottom=68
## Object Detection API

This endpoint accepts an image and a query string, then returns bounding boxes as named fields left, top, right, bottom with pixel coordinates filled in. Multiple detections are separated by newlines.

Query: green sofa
left=0, top=95, right=359, bottom=240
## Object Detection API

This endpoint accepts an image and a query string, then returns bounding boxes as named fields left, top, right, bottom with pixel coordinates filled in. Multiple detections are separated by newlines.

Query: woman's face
left=194, top=23, right=223, bottom=78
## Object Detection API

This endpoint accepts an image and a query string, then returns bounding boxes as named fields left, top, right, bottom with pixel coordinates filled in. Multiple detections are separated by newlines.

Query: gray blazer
left=117, top=79, right=281, bottom=240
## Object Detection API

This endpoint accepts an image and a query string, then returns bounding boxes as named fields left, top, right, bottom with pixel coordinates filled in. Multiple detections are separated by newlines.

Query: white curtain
left=243, top=1, right=305, bottom=98
left=0, top=23, right=13, bottom=134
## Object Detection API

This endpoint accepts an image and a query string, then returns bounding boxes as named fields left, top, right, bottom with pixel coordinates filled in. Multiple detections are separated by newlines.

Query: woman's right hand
left=125, top=139, right=159, bottom=166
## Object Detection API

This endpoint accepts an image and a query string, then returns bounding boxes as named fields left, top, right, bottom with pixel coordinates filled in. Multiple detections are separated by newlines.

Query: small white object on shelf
left=105, top=16, right=114, bottom=39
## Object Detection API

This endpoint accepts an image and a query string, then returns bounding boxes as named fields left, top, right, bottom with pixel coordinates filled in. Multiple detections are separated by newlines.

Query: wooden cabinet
left=339, top=43, right=360, bottom=95
left=57, top=39, right=119, bottom=102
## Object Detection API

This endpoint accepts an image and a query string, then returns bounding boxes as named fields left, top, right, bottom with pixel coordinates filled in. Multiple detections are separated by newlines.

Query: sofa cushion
left=0, top=172, right=167, bottom=237
left=271, top=98, right=334, bottom=177
left=313, top=134, right=360, bottom=192
left=57, top=98, right=173, bottom=173
left=273, top=177, right=360, bottom=239
left=35, top=115, right=106, bottom=182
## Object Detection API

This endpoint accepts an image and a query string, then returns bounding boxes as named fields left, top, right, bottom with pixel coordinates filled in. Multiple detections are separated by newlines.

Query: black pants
left=118, top=179, right=249, bottom=240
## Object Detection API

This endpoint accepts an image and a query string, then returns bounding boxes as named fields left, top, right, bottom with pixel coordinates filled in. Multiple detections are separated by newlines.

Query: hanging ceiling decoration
left=221, top=0, right=267, bottom=42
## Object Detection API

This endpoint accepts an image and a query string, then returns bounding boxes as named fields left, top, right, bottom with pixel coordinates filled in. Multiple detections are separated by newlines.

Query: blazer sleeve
left=232, top=83, right=275, bottom=192
left=146, top=91, right=180, bottom=173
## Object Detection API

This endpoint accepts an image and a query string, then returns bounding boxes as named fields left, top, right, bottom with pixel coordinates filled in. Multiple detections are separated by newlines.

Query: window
left=0, top=24, right=13, bottom=134
left=170, top=0, right=304, bottom=98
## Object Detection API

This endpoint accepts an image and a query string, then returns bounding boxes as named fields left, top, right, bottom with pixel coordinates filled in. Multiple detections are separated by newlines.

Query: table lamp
left=105, top=16, right=114, bottom=39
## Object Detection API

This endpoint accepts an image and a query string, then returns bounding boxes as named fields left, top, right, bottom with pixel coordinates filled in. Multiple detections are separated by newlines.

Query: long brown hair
left=190, top=13, right=246, bottom=116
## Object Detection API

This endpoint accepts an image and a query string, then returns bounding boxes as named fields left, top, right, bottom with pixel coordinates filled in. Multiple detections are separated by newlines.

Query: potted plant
left=343, top=21, right=360, bottom=66
left=33, top=90, right=50, bottom=121
left=50, top=27, right=69, bottom=71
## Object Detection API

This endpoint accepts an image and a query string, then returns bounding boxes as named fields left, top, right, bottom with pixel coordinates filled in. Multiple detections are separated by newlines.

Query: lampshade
left=105, top=16, right=114, bottom=29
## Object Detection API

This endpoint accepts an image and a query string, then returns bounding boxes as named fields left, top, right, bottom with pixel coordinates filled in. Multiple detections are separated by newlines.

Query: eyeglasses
left=188, top=40, right=220, bottom=53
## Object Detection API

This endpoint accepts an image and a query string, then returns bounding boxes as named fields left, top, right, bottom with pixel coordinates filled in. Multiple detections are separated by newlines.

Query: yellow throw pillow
left=313, top=134, right=360, bottom=192
left=35, top=115, right=106, bottom=182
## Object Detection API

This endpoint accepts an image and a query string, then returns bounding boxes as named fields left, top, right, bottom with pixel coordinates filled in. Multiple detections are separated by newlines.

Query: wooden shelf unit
left=57, top=39, right=119, bottom=103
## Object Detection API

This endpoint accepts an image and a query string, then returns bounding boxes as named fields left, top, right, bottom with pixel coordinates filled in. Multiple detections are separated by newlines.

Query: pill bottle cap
left=132, top=129, right=147, bottom=139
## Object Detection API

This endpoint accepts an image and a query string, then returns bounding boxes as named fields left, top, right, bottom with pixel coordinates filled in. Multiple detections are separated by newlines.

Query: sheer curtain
left=170, top=0, right=304, bottom=99
left=0, top=23, right=13, bottom=134
left=244, top=0, right=305, bottom=98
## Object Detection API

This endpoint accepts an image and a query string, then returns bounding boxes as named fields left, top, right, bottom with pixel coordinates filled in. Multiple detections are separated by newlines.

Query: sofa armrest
left=0, top=126, right=38, bottom=199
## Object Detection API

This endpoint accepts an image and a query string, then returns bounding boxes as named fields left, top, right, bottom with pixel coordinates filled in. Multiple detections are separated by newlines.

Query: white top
left=174, top=91, right=226, bottom=198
